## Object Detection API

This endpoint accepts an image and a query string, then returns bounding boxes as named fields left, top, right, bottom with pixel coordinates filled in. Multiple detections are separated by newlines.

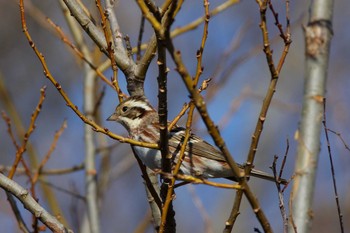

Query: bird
left=107, top=95, right=286, bottom=184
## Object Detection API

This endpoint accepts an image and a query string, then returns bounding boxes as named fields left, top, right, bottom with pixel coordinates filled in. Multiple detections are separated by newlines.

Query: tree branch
left=0, top=173, right=74, bottom=233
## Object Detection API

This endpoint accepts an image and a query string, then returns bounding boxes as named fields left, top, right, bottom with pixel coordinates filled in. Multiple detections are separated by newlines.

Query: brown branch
left=2, top=113, right=31, bottom=231
left=136, top=0, right=162, bottom=33
left=92, top=86, right=106, bottom=117
left=163, top=5, right=212, bottom=220
left=271, top=155, right=288, bottom=233
left=168, top=78, right=211, bottom=131
left=193, top=0, right=210, bottom=85
left=46, top=17, right=114, bottom=88
left=245, top=0, right=279, bottom=172
left=1, top=111, right=20, bottom=150
left=19, top=0, right=158, bottom=150
left=8, top=87, right=46, bottom=179
left=229, top=1, right=292, bottom=231
left=136, top=16, right=146, bottom=61
left=133, top=0, right=178, bottom=87
left=155, top=2, right=180, bottom=233
left=322, top=98, right=344, bottom=233
left=223, top=190, right=243, bottom=232
left=164, top=13, right=274, bottom=233
left=159, top=104, right=191, bottom=233
left=42, top=164, right=85, bottom=175
left=0, top=73, right=69, bottom=227
left=130, top=0, right=239, bottom=54
left=95, top=0, right=123, bottom=101
left=38, top=179, right=85, bottom=201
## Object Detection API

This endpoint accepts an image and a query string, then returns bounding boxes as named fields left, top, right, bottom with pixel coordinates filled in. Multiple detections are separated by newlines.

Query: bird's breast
left=133, top=146, right=162, bottom=170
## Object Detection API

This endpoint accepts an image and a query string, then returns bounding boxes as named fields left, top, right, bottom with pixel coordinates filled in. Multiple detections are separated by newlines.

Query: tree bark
left=290, top=0, right=334, bottom=232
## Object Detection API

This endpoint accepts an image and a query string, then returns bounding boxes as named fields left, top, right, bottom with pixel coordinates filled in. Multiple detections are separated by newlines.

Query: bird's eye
left=122, top=106, right=128, bottom=112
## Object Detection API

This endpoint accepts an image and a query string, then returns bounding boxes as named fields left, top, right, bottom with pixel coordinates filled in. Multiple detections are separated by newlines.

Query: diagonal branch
left=8, top=87, right=46, bottom=179
left=163, top=17, right=274, bottom=233
left=0, top=173, right=74, bottom=233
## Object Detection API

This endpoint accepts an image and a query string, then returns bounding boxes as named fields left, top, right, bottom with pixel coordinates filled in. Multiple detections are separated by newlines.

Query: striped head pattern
left=107, top=95, right=159, bottom=141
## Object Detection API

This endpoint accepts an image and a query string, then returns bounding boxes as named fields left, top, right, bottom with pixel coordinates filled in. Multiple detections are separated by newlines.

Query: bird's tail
left=251, top=168, right=287, bottom=185
left=226, top=169, right=287, bottom=185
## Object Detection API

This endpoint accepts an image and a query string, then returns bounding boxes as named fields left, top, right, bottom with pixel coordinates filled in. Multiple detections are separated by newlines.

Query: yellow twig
left=19, top=2, right=158, bottom=150
left=46, top=17, right=114, bottom=88
left=95, top=0, right=123, bottom=102
left=176, top=174, right=242, bottom=189
left=136, top=0, right=162, bottom=33
left=8, top=87, right=46, bottom=179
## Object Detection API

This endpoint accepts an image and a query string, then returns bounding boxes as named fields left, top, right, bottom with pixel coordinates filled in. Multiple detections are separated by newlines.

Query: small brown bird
left=107, top=95, right=286, bottom=184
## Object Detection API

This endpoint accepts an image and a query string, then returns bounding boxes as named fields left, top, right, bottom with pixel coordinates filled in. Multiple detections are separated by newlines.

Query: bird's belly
left=133, top=146, right=162, bottom=170
left=133, top=146, right=232, bottom=179
left=179, top=156, right=232, bottom=178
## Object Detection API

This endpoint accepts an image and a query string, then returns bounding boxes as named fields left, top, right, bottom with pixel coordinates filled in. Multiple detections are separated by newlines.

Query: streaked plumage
left=107, top=95, right=285, bottom=183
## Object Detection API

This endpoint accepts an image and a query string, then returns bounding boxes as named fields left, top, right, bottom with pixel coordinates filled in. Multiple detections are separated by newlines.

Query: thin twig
left=46, top=17, right=114, bottom=88
left=1, top=111, right=20, bottom=150
left=175, top=174, right=242, bottom=189
left=271, top=155, right=288, bottom=233
left=0, top=164, right=84, bottom=176
left=159, top=1, right=209, bottom=231
left=0, top=73, right=69, bottom=226
left=245, top=0, right=292, bottom=178
left=8, top=87, right=46, bottom=179
left=327, top=129, right=350, bottom=152
left=92, top=86, right=106, bottom=117
left=62, top=0, right=133, bottom=70
left=6, top=192, right=31, bottom=233
left=164, top=6, right=275, bottom=233
left=20, top=0, right=158, bottom=149
left=322, top=98, right=344, bottom=233
left=95, top=0, right=123, bottom=101
left=136, top=0, right=162, bottom=33
left=136, top=16, right=145, bottom=61
left=98, top=0, right=239, bottom=67
left=39, top=179, right=86, bottom=201
left=168, top=78, right=211, bottom=131
left=226, top=3, right=293, bottom=229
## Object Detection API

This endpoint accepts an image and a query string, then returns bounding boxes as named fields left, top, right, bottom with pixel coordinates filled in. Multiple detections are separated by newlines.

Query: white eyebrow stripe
left=127, top=99, right=153, bottom=111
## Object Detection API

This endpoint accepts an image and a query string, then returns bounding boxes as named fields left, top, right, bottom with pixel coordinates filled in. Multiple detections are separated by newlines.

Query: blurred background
left=0, top=0, right=349, bottom=232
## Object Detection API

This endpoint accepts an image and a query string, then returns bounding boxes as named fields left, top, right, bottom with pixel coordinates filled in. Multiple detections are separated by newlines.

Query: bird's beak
left=106, top=113, right=118, bottom=121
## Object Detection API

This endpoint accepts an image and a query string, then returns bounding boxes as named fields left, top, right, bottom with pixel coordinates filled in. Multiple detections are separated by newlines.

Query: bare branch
left=0, top=173, right=74, bottom=233
left=322, top=99, right=344, bottom=233
left=8, top=87, right=46, bottom=179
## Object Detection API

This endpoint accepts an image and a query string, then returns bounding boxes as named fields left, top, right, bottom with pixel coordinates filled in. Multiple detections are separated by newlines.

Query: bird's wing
left=168, top=128, right=227, bottom=162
